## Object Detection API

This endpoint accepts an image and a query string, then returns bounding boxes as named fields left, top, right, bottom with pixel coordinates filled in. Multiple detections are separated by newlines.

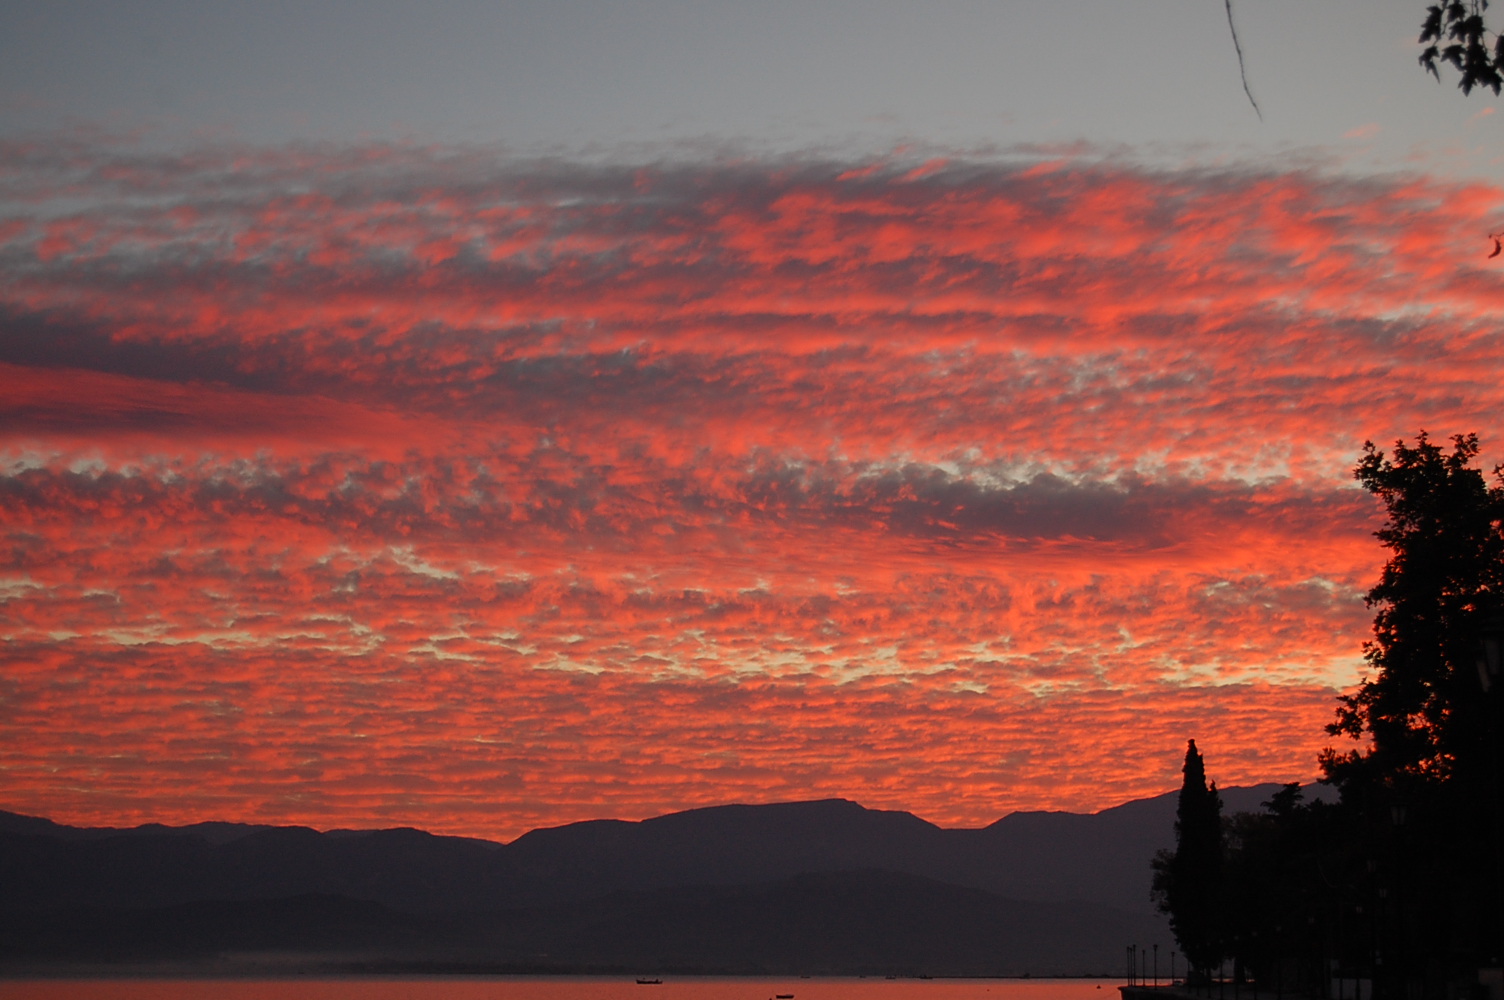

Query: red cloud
left=2, top=141, right=1500, bottom=838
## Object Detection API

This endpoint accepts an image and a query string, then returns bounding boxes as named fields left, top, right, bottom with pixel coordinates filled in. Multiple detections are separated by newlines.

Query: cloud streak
left=2, top=140, right=1501, bottom=839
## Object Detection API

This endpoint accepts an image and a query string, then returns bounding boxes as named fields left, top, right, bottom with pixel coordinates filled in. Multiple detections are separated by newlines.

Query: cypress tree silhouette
left=1152, top=739, right=1224, bottom=979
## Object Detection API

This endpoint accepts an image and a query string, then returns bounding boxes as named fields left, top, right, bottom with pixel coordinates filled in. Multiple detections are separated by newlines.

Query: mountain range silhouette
left=0, top=785, right=1307, bottom=976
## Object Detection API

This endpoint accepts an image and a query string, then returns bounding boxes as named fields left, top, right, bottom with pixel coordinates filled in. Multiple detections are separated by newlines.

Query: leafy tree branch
left=1420, top=0, right=1504, bottom=95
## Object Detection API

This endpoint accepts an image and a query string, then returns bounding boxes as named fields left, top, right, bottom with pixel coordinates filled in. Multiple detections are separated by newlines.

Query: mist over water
left=0, top=978, right=1120, bottom=1000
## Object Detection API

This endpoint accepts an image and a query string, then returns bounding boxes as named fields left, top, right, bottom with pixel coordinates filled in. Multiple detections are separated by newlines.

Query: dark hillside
left=0, top=784, right=1312, bottom=972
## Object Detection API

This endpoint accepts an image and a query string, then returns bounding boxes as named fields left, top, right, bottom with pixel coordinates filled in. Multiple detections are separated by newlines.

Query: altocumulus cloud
left=1, top=138, right=1501, bottom=838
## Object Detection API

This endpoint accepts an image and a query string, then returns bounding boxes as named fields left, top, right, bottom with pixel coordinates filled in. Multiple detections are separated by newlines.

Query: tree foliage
left=1321, top=432, right=1504, bottom=791
left=1420, top=0, right=1504, bottom=95
left=1160, top=434, right=1504, bottom=996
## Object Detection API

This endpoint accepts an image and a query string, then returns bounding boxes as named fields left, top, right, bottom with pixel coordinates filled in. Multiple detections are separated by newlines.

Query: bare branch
left=1224, top=0, right=1263, bottom=120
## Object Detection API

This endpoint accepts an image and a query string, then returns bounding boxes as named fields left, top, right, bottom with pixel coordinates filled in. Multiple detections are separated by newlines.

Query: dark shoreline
left=0, top=954, right=1124, bottom=981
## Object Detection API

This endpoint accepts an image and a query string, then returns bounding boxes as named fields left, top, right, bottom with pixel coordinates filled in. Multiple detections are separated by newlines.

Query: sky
left=3, top=1, right=1504, bottom=842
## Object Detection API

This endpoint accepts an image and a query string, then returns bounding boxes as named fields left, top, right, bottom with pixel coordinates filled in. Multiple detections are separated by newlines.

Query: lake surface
left=0, top=978, right=1121, bottom=1000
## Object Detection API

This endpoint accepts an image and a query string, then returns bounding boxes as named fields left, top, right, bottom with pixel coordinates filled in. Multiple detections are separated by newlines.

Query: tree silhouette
left=1321, top=432, right=1504, bottom=790
left=1419, top=1, right=1504, bottom=95
left=1152, top=739, right=1224, bottom=977
left=1225, top=432, right=1504, bottom=993
left=1323, top=432, right=1504, bottom=982
left=1151, top=435, right=1504, bottom=994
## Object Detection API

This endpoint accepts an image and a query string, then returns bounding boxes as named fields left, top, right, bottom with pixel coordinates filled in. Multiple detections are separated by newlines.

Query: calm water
left=0, top=978, right=1120, bottom=1000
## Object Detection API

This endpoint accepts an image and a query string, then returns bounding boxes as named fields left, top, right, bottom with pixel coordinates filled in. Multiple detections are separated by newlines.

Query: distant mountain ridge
left=0, top=784, right=1299, bottom=914
left=0, top=785, right=1316, bottom=974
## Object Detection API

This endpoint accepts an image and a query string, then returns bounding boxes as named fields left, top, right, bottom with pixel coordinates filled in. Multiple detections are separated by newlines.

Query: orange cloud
left=3, top=140, right=1501, bottom=839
